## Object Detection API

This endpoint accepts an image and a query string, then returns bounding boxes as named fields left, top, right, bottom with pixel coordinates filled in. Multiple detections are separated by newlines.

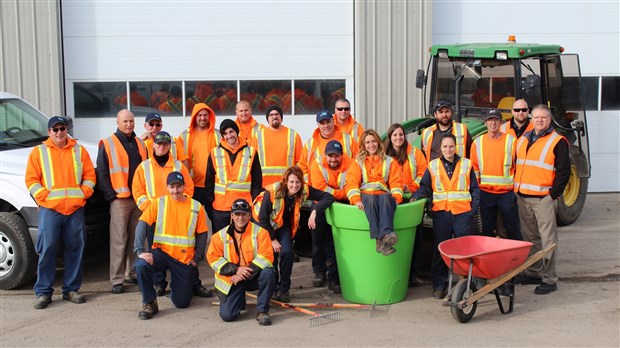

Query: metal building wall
left=0, top=0, right=64, bottom=116
left=355, top=0, right=432, bottom=135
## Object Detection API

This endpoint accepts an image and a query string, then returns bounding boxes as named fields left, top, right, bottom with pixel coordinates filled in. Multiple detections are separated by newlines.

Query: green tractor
left=406, top=37, right=590, bottom=225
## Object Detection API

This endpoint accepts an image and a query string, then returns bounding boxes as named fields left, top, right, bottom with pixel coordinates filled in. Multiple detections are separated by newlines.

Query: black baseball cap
left=483, top=108, right=502, bottom=121
left=48, top=116, right=67, bottom=129
left=324, top=140, right=343, bottom=155
left=231, top=198, right=251, bottom=214
left=166, top=171, right=185, bottom=186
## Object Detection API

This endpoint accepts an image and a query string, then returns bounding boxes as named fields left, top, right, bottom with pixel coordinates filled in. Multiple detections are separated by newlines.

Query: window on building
left=581, top=77, right=599, bottom=111
left=601, top=76, right=620, bottom=111
left=73, top=82, right=124, bottom=118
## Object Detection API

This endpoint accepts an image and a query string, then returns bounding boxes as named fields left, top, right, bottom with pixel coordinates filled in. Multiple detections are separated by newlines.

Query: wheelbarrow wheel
left=450, top=279, right=477, bottom=323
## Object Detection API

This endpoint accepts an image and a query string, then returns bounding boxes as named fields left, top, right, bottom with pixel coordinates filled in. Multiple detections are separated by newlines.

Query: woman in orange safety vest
left=411, top=133, right=480, bottom=299
left=345, top=129, right=403, bottom=256
left=253, top=166, right=334, bottom=303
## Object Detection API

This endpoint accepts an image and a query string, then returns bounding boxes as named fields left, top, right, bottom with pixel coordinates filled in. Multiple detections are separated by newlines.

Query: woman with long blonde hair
left=345, top=129, right=403, bottom=256
left=253, top=166, right=333, bottom=302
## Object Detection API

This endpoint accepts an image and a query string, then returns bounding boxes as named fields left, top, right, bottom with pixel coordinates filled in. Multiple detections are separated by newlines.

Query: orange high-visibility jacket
left=421, top=122, right=470, bottom=160
left=26, top=137, right=96, bottom=215
left=207, top=222, right=274, bottom=296
left=140, top=195, right=208, bottom=265
left=144, top=135, right=189, bottom=163
left=235, top=116, right=264, bottom=144
left=393, top=143, right=427, bottom=194
left=428, top=157, right=473, bottom=214
left=471, top=133, right=516, bottom=194
left=252, top=182, right=309, bottom=238
left=159, top=97, right=183, bottom=114
left=210, top=139, right=258, bottom=212
left=178, top=103, right=220, bottom=187
left=132, top=156, right=194, bottom=211
left=333, top=114, right=364, bottom=142
left=345, top=155, right=403, bottom=205
left=298, top=126, right=358, bottom=183
left=99, top=134, right=147, bottom=199
left=501, top=119, right=534, bottom=139
left=514, top=130, right=565, bottom=196
left=309, top=154, right=353, bottom=201
left=251, top=125, right=303, bottom=186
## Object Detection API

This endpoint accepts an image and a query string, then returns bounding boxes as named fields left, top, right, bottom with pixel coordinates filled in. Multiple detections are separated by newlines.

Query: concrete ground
left=1, top=193, right=618, bottom=347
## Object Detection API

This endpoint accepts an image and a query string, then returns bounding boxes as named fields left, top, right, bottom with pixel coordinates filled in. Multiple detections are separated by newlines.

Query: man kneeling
left=133, top=172, right=208, bottom=319
left=207, top=198, right=275, bottom=326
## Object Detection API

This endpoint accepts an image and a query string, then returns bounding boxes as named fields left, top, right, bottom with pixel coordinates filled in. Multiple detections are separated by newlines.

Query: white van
left=0, top=92, right=109, bottom=290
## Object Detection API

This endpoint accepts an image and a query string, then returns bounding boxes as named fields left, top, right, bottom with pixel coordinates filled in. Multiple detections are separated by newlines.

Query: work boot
left=273, top=291, right=290, bottom=303
left=34, top=295, right=52, bottom=309
left=375, top=239, right=383, bottom=253
left=111, top=284, right=124, bottom=294
left=193, top=285, right=213, bottom=298
left=256, top=312, right=272, bottom=326
left=380, top=242, right=396, bottom=256
left=312, top=273, right=327, bottom=288
left=382, top=232, right=399, bottom=247
left=139, top=300, right=159, bottom=320
left=62, top=291, right=86, bottom=304
left=328, top=282, right=342, bottom=294
left=534, top=282, right=557, bottom=295
left=155, top=285, right=166, bottom=297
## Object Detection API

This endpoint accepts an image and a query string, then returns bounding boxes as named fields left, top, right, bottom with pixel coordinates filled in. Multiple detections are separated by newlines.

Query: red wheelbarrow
left=438, top=235, right=556, bottom=323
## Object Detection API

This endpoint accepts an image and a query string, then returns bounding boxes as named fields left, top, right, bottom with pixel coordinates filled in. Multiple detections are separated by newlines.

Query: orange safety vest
left=151, top=195, right=202, bottom=264
left=237, top=119, right=263, bottom=143
left=300, top=129, right=356, bottom=182
left=428, top=157, right=473, bottom=214
left=252, top=182, right=308, bottom=237
left=421, top=122, right=469, bottom=159
left=26, top=140, right=96, bottom=215
left=333, top=114, right=364, bottom=142
left=309, top=155, right=352, bottom=201
left=100, top=135, right=147, bottom=198
left=254, top=126, right=301, bottom=186
left=346, top=156, right=403, bottom=201
left=514, top=131, right=564, bottom=196
left=397, top=143, right=427, bottom=193
left=179, top=129, right=221, bottom=178
left=208, top=223, right=273, bottom=296
left=212, top=146, right=257, bottom=211
left=472, top=133, right=516, bottom=193
left=133, top=156, right=192, bottom=211
left=500, top=120, right=535, bottom=139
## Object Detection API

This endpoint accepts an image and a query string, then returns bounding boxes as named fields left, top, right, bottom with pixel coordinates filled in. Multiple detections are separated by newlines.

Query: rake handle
left=246, top=292, right=321, bottom=317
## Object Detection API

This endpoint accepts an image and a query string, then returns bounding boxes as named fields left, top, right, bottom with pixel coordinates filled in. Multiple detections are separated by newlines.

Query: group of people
left=25, top=95, right=569, bottom=325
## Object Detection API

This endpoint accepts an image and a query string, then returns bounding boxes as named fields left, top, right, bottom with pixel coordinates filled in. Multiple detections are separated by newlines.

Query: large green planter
left=326, top=200, right=426, bottom=305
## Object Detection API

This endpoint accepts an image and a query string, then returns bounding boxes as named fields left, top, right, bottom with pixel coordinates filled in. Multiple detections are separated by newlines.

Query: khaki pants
left=109, top=198, right=142, bottom=286
left=517, top=194, right=558, bottom=284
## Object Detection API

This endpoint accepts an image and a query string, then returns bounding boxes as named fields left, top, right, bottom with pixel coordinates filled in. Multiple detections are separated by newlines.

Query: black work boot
left=139, top=300, right=159, bottom=320
left=312, top=273, right=327, bottom=287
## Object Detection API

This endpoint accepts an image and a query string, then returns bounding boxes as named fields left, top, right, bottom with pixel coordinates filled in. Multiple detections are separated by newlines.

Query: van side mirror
left=524, top=75, right=541, bottom=96
left=415, top=69, right=426, bottom=89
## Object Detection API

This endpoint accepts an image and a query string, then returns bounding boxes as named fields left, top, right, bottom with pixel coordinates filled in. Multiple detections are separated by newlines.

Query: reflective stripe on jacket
left=345, top=155, right=403, bottom=205
left=252, top=182, right=308, bottom=237
left=421, top=122, right=469, bottom=160
left=471, top=133, right=516, bottom=193
left=514, top=130, right=564, bottom=196
left=212, top=146, right=257, bottom=211
left=132, top=156, right=194, bottom=211
left=100, top=134, right=147, bottom=198
left=152, top=196, right=201, bottom=264
left=254, top=126, right=302, bottom=186
left=428, top=157, right=473, bottom=214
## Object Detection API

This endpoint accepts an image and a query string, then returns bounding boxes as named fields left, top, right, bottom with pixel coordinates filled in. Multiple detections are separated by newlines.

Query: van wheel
left=0, top=213, right=37, bottom=290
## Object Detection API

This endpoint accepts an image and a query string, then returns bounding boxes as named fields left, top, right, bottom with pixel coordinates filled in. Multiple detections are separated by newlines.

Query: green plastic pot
left=326, top=199, right=426, bottom=305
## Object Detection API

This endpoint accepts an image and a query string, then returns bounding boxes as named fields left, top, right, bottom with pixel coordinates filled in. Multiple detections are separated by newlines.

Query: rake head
left=308, top=311, right=340, bottom=327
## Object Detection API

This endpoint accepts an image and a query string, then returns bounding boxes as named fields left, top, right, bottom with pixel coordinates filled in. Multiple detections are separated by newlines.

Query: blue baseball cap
left=48, top=116, right=67, bottom=129
left=324, top=140, right=343, bottom=155
left=316, top=110, right=333, bottom=123
left=145, top=113, right=162, bottom=123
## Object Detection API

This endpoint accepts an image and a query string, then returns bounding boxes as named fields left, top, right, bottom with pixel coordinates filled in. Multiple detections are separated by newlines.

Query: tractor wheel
left=556, top=147, right=589, bottom=226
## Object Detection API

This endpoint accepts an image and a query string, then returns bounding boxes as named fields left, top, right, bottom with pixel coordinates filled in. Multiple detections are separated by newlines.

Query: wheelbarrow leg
left=494, top=277, right=516, bottom=314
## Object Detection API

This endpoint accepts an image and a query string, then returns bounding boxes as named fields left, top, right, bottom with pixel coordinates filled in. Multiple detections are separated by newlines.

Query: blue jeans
left=219, top=267, right=276, bottom=322
left=273, top=226, right=294, bottom=293
left=431, top=210, right=473, bottom=291
left=480, top=190, right=522, bottom=240
left=361, top=193, right=397, bottom=239
left=311, top=209, right=339, bottom=283
left=34, top=207, right=85, bottom=296
left=135, top=248, right=193, bottom=308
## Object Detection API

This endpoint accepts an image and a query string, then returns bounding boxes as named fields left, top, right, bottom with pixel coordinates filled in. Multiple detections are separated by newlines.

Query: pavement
left=1, top=193, right=618, bottom=347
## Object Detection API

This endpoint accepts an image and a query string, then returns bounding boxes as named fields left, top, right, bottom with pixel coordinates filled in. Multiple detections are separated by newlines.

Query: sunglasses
left=51, top=127, right=66, bottom=133
left=149, top=122, right=162, bottom=127
left=232, top=201, right=250, bottom=210
left=513, top=108, right=529, bottom=112
left=336, top=107, right=350, bottom=111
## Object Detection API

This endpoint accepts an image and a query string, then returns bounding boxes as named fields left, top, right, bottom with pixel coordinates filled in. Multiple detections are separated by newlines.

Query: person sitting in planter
left=345, top=129, right=403, bottom=256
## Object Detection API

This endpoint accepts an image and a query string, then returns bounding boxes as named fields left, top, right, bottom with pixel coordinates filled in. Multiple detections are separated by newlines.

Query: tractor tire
left=0, top=212, right=37, bottom=290
left=556, top=146, right=589, bottom=226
